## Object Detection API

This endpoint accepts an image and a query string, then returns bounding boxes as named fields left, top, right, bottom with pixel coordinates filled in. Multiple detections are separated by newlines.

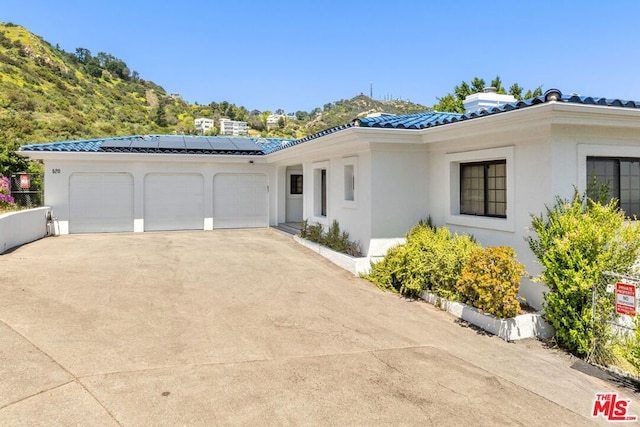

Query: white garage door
left=213, top=173, right=268, bottom=228
left=69, top=173, right=134, bottom=233
left=144, top=174, right=204, bottom=231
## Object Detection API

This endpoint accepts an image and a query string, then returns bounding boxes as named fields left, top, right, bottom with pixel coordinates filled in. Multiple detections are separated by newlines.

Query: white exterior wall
left=297, top=152, right=372, bottom=257
left=271, top=130, right=429, bottom=258
left=270, top=131, right=373, bottom=257
left=423, top=103, right=640, bottom=309
left=424, top=111, right=554, bottom=309
left=41, top=154, right=276, bottom=234
left=368, top=145, right=428, bottom=256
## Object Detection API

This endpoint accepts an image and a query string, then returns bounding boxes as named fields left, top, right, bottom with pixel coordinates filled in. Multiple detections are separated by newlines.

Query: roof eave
left=16, top=150, right=269, bottom=163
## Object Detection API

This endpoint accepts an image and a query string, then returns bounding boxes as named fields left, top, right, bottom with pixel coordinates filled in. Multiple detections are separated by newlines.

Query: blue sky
left=3, top=1, right=640, bottom=112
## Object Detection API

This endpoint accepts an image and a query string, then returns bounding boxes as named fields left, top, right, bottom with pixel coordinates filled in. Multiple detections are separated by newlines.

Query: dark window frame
left=290, top=174, right=303, bottom=195
left=587, top=156, right=640, bottom=218
left=321, top=169, right=327, bottom=216
left=460, top=160, right=507, bottom=218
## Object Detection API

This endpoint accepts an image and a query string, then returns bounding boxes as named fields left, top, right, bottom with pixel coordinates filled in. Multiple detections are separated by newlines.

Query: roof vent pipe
left=544, top=89, right=562, bottom=102
left=483, top=87, right=497, bottom=93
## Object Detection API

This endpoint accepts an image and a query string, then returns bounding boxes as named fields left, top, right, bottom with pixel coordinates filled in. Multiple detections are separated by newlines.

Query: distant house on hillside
left=267, top=114, right=286, bottom=129
left=219, top=118, right=248, bottom=136
left=194, top=118, right=214, bottom=134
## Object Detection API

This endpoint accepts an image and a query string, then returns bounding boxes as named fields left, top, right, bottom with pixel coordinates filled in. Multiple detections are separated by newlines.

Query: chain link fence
left=10, top=173, right=43, bottom=208
left=590, top=271, right=640, bottom=380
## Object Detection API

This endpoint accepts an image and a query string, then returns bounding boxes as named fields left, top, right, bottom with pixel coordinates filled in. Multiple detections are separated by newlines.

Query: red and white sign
left=19, top=174, right=30, bottom=189
left=616, top=283, right=636, bottom=316
left=592, top=392, right=637, bottom=421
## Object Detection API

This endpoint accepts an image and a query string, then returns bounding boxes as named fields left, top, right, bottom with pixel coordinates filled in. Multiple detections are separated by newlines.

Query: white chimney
left=463, top=87, right=516, bottom=113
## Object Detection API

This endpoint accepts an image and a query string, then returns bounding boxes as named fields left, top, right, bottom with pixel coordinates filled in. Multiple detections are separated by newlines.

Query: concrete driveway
left=0, top=229, right=638, bottom=426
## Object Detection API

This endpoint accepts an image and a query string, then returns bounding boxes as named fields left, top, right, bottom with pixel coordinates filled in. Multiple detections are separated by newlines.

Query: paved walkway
left=0, top=229, right=638, bottom=425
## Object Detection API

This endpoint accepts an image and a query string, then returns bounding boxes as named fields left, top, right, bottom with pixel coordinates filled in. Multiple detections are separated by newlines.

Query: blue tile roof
left=264, top=89, right=640, bottom=151
left=356, top=111, right=463, bottom=129
left=20, top=135, right=294, bottom=156
left=19, top=90, right=640, bottom=156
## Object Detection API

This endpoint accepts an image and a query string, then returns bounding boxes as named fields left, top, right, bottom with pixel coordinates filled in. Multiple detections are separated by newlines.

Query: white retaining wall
left=293, top=235, right=371, bottom=276
left=421, top=292, right=555, bottom=341
left=0, top=207, right=51, bottom=254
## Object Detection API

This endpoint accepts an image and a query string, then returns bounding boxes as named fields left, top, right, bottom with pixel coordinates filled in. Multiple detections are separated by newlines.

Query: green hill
left=0, top=22, right=195, bottom=146
left=278, top=95, right=431, bottom=138
left=0, top=22, right=432, bottom=175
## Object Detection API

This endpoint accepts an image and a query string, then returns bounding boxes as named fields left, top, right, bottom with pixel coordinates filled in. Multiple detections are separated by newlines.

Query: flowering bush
left=0, top=176, right=15, bottom=209
left=455, top=246, right=525, bottom=319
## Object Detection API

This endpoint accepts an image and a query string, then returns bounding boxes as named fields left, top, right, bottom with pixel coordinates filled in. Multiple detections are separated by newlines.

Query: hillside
left=0, top=23, right=195, bottom=147
left=0, top=23, right=432, bottom=175
left=284, top=95, right=430, bottom=137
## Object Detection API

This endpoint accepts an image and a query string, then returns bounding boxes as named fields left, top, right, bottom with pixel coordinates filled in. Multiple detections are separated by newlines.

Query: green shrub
left=456, top=246, right=525, bottom=319
left=622, top=316, right=640, bottom=375
left=305, top=222, right=324, bottom=243
left=321, top=220, right=342, bottom=250
left=299, top=219, right=309, bottom=238
left=527, top=190, right=640, bottom=357
left=299, top=219, right=362, bottom=257
left=365, top=222, right=479, bottom=298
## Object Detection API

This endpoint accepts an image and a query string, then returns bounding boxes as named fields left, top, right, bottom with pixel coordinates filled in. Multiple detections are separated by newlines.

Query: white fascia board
left=349, top=126, right=423, bottom=143
left=267, top=126, right=422, bottom=163
left=416, top=102, right=640, bottom=145
left=16, top=150, right=268, bottom=164
left=546, top=102, right=640, bottom=128
left=266, top=128, right=365, bottom=162
left=418, top=103, right=555, bottom=144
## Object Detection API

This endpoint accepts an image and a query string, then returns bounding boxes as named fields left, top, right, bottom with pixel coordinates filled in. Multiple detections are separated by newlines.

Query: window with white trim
left=344, top=165, right=354, bottom=201
left=460, top=160, right=506, bottom=218
left=587, top=157, right=640, bottom=218
left=314, top=167, right=327, bottom=217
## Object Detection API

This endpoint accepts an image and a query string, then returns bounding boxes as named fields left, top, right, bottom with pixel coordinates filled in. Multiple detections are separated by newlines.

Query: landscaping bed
left=421, top=291, right=554, bottom=341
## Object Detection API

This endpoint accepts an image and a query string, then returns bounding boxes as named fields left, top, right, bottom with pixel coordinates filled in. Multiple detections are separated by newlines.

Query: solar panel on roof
left=129, top=140, right=159, bottom=149
left=184, top=138, right=213, bottom=150
left=230, top=139, right=260, bottom=151
left=158, top=135, right=185, bottom=143
left=100, top=139, right=133, bottom=149
left=158, top=140, right=186, bottom=150
left=210, top=138, right=237, bottom=151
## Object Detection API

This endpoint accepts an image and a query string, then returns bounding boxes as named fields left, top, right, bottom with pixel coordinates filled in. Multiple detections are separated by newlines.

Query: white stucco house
left=194, top=117, right=215, bottom=134
left=18, top=89, right=640, bottom=309
left=219, top=118, right=248, bottom=136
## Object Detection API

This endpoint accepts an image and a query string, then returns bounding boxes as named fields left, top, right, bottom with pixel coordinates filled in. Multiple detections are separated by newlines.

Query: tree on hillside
left=74, top=47, right=91, bottom=64
left=154, top=102, right=167, bottom=127
left=433, top=75, right=543, bottom=113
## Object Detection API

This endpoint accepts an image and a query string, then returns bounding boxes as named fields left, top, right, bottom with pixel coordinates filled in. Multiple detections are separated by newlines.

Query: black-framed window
left=321, top=169, right=327, bottom=216
left=290, top=174, right=303, bottom=195
left=587, top=157, right=640, bottom=218
left=460, top=160, right=506, bottom=217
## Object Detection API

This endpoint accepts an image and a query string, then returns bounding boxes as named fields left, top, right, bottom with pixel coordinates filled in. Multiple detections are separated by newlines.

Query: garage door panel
left=213, top=173, right=268, bottom=229
left=69, top=173, right=134, bottom=233
left=144, top=174, right=204, bottom=231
